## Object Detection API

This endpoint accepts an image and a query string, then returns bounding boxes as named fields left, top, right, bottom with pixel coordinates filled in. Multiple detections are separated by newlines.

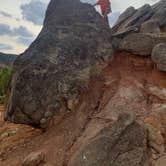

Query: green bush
left=0, top=67, right=12, bottom=103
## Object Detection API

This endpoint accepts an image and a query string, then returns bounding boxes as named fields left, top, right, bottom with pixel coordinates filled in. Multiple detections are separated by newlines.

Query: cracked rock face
left=112, top=0, right=166, bottom=57
left=5, top=0, right=113, bottom=126
left=69, top=114, right=149, bottom=166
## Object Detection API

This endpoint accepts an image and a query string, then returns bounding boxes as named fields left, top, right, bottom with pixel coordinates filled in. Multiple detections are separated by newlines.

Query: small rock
left=151, top=43, right=166, bottom=71
left=40, top=118, right=47, bottom=125
left=149, top=141, right=165, bottom=154
left=47, top=103, right=61, bottom=113
left=40, top=118, right=48, bottom=129
left=67, top=98, right=79, bottom=110
left=44, top=111, right=53, bottom=118
left=21, top=151, right=45, bottom=166
left=0, top=132, right=9, bottom=140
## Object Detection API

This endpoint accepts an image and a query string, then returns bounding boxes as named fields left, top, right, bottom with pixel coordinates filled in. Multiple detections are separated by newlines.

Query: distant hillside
left=0, top=52, right=17, bottom=68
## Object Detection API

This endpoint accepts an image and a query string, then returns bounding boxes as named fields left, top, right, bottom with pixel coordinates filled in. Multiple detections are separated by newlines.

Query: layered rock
left=119, top=33, right=166, bottom=56
left=69, top=114, right=149, bottom=166
left=5, top=0, right=113, bottom=126
left=112, top=0, right=166, bottom=60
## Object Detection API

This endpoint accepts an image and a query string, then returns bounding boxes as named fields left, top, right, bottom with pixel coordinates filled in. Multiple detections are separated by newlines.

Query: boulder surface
left=112, top=0, right=166, bottom=57
left=151, top=43, right=166, bottom=71
left=69, top=114, right=149, bottom=166
left=5, top=0, right=113, bottom=126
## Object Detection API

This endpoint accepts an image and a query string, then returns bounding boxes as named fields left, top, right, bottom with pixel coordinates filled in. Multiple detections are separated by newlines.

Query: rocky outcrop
left=112, top=4, right=153, bottom=36
left=69, top=113, right=149, bottom=166
left=151, top=43, right=166, bottom=71
left=1, top=0, right=166, bottom=166
left=112, top=0, right=166, bottom=58
left=1, top=51, right=166, bottom=166
left=5, top=0, right=113, bottom=126
left=119, top=33, right=166, bottom=56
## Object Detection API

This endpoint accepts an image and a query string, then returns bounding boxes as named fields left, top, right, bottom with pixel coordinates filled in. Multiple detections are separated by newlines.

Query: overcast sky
left=0, top=0, right=159, bottom=54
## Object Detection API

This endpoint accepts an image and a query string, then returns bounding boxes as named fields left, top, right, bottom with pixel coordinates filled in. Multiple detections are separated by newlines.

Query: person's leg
left=103, top=9, right=109, bottom=25
left=104, top=15, right=109, bottom=25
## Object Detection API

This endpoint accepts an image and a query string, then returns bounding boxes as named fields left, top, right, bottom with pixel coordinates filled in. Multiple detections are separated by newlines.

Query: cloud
left=0, top=24, right=12, bottom=35
left=0, top=11, right=12, bottom=18
left=13, top=26, right=33, bottom=37
left=20, top=0, right=47, bottom=25
left=0, top=24, right=33, bottom=37
left=16, top=37, right=34, bottom=46
left=0, top=43, right=13, bottom=50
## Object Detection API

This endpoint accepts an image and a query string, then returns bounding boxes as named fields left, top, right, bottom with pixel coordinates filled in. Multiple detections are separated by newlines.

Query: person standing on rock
left=94, top=0, right=112, bottom=24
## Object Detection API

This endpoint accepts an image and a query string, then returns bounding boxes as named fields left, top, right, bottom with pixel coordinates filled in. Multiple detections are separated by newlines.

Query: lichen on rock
left=5, top=0, right=113, bottom=126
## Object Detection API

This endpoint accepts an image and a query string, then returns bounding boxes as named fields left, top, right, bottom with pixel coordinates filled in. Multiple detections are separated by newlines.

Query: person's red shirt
left=96, top=0, right=111, bottom=15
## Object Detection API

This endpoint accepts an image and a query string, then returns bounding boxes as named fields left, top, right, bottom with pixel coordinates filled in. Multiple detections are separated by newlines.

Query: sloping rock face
left=112, top=0, right=166, bottom=57
left=5, top=0, right=113, bottom=126
left=69, top=114, right=149, bottom=166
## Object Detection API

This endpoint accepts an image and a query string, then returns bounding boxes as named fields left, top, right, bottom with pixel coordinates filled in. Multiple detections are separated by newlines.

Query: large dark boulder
left=5, top=0, right=113, bottom=126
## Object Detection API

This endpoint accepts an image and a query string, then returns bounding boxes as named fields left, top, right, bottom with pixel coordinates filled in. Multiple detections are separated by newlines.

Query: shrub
left=0, top=67, right=12, bottom=103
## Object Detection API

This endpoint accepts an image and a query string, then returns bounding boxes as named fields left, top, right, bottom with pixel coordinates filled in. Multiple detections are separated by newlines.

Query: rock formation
left=5, top=0, right=113, bottom=126
left=69, top=114, right=149, bottom=166
left=1, top=0, right=166, bottom=166
left=112, top=0, right=166, bottom=58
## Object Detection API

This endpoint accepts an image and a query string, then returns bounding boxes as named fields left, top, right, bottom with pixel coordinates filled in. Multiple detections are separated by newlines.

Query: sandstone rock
left=112, top=0, right=166, bottom=56
left=140, top=20, right=160, bottom=33
left=152, top=0, right=166, bottom=28
left=113, top=0, right=166, bottom=36
left=22, top=151, right=45, bottom=166
left=119, top=33, right=166, bottom=56
left=144, top=103, right=166, bottom=158
left=68, top=113, right=149, bottom=166
left=151, top=43, right=166, bottom=71
left=115, top=7, right=136, bottom=26
left=112, top=4, right=154, bottom=36
left=6, top=0, right=113, bottom=126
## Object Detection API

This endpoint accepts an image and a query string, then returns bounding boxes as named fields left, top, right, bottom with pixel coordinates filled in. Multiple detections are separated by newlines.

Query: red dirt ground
left=0, top=51, right=166, bottom=166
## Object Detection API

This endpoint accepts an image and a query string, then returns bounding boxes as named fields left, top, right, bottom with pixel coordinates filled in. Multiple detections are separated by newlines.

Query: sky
left=0, top=0, right=159, bottom=54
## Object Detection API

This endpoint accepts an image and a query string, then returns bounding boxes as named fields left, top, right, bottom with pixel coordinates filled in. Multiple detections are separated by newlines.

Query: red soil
left=0, top=51, right=166, bottom=166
